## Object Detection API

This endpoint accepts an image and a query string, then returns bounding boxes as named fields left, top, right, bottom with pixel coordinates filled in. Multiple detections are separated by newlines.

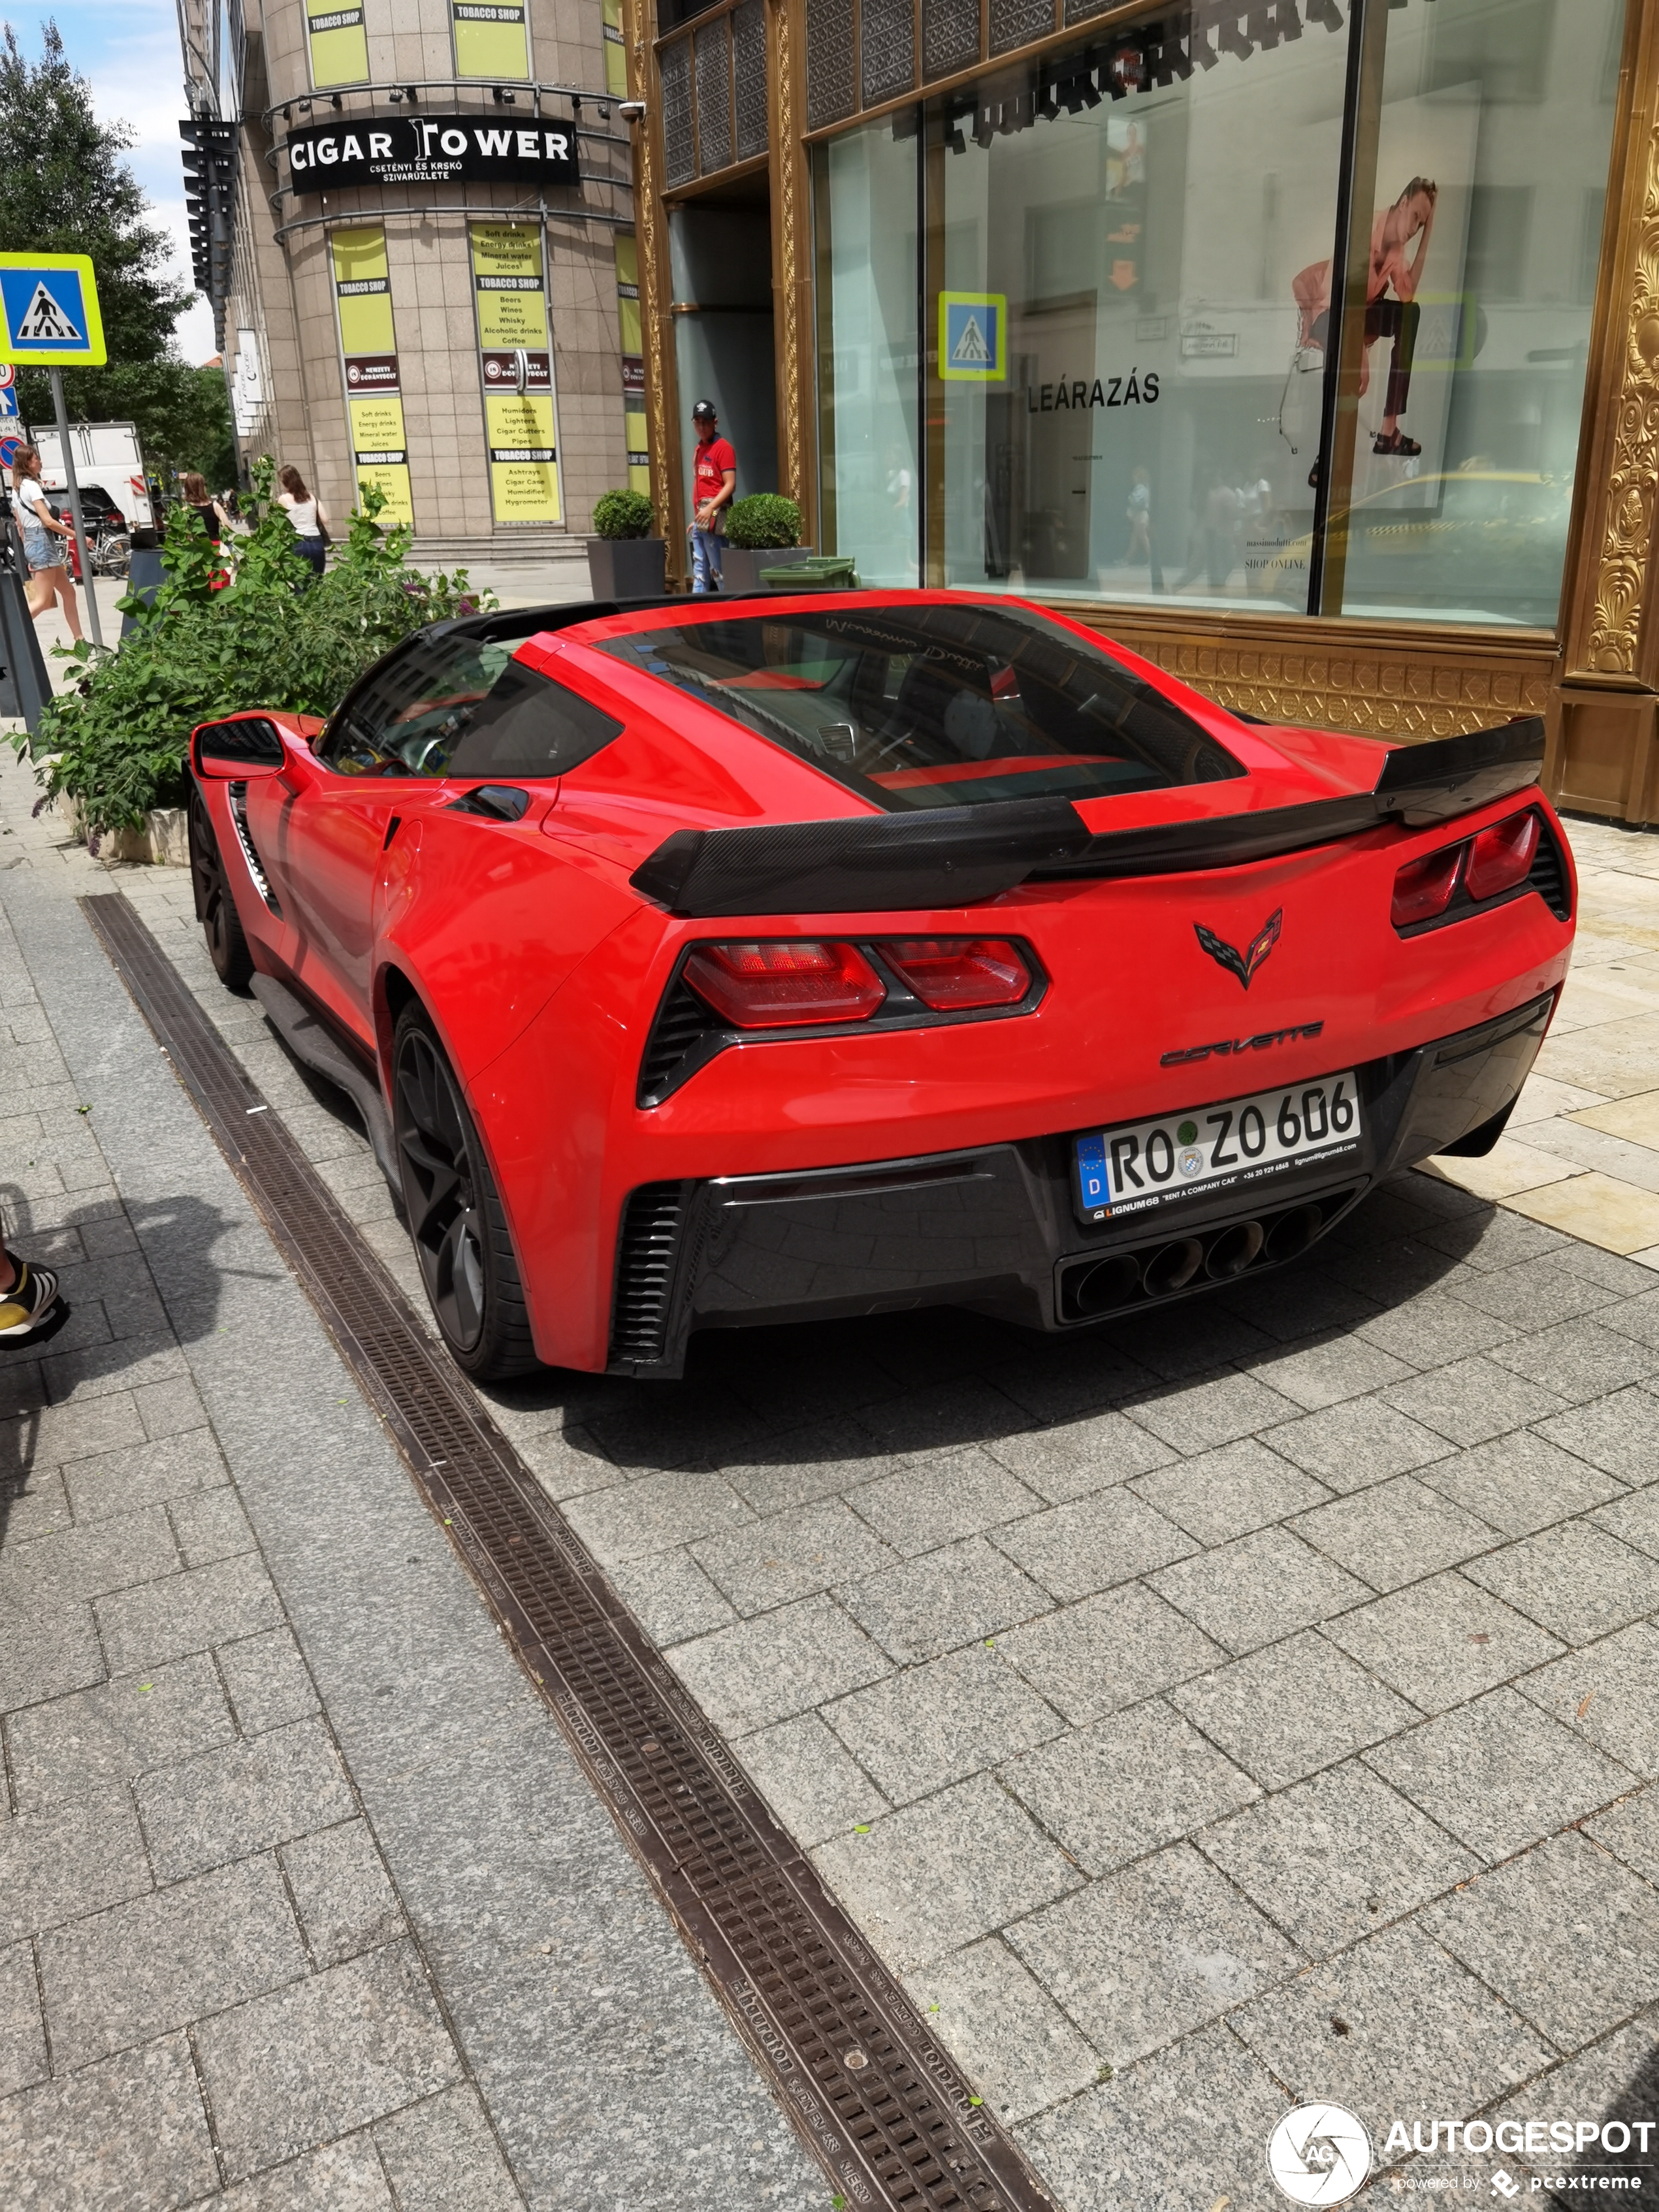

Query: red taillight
left=1391, top=808, right=1543, bottom=929
left=1466, top=809, right=1540, bottom=903
left=1391, top=843, right=1466, bottom=928
left=683, top=940, right=886, bottom=1027
left=878, top=937, right=1033, bottom=1009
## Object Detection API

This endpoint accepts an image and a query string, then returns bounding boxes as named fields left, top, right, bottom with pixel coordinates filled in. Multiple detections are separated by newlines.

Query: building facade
left=622, top=0, right=1659, bottom=825
left=176, top=0, right=647, bottom=562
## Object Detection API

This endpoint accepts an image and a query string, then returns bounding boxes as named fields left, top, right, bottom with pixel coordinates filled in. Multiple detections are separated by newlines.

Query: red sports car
left=187, top=590, right=1573, bottom=1381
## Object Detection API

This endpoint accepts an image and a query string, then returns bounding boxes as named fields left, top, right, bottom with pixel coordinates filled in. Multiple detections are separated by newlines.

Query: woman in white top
left=10, top=444, right=84, bottom=642
left=277, top=466, right=329, bottom=581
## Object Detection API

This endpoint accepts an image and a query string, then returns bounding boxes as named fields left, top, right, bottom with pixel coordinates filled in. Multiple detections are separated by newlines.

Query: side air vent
left=638, top=978, right=722, bottom=1107
left=610, top=1183, right=692, bottom=1366
left=228, top=781, right=282, bottom=916
left=1528, top=816, right=1572, bottom=921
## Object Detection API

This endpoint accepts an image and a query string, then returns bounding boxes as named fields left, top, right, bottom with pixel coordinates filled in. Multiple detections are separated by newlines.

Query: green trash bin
left=758, top=554, right=861, bottom=591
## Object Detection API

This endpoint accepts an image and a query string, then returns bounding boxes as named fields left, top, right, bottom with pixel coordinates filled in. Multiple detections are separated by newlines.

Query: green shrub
left=591, top=488, right=654, bottom=539
left=725, top=493, right=801, bottom=550
left=9, top=458, right=492, bottom=839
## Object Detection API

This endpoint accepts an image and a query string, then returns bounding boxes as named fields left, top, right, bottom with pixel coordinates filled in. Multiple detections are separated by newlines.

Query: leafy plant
left=591, top=487, right=655, bottom=540
left=10, top=458, right=493, bottom=837
left=725, top=493, right=802, bottom=550
left=0, top=24, right=232, bottom=479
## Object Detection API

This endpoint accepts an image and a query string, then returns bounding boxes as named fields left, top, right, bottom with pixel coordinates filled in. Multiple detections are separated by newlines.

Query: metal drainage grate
left=82, top=893, right=1055, bottom=2212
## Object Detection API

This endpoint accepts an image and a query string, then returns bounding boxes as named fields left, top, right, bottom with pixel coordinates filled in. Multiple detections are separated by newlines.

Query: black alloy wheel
left=391, top=1004, right=537, bottom=1379
left=188, top=786, right=254, bottom=991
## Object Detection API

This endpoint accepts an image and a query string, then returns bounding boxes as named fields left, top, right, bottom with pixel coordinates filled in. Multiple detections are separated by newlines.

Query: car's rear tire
left=188, top=785, right=254, bottom=993
left=391, top=1002, right=539, bottom=1381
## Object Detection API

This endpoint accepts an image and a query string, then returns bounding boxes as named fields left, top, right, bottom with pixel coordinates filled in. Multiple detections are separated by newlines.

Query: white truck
left=25, top=420, right=155, bottom=534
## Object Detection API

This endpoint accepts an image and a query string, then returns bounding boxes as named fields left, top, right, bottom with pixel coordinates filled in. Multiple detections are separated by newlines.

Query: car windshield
left=593, top=601, right=1243, bottom=809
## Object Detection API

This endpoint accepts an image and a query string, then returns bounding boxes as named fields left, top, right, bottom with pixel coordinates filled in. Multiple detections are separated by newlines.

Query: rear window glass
left=326, top=634, right=621, bottom=780
left=592, top=601, right=1242, bottom=808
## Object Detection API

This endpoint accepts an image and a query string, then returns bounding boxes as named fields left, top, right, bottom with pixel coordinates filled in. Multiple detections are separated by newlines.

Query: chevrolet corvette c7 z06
left=187, top=590, right=1573, bottom=1380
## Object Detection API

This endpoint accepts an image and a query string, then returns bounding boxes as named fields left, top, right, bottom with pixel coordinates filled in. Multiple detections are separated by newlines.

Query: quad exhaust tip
left=1061, top=1189, right=1357, bottom=1322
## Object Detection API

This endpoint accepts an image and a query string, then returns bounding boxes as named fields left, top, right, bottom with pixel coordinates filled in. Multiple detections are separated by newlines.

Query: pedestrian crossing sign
left=939, top=291, right=1005, bottom=383
left=0, top=254, right=106, bottom=367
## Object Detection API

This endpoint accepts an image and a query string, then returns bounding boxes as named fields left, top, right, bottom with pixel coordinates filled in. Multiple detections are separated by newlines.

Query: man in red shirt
left=688, top=398, right=736, bottom=593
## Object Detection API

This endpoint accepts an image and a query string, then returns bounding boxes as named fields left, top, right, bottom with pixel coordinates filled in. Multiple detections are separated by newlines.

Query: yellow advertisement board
left=614, top=232, right=642, bottom=355
left=615, top=233, right=649, bottom=496
left=305, top=0, right=368, bottom=87
left=484, top=393, right=560, bottom=522
left=470, top=225, right=550, bottom=349
left=331, top=229, right=396, bottom=354
left=347, top=395, right=407, bottom=458
left=452, top=1, right=530, bottom=78
left=346, top=397, right=414, bottom=529
left=470, top=225, right=560, bottom=523
left=603, top=0, right=627, bottom=97
left=332, top=229, right=414, bottom=528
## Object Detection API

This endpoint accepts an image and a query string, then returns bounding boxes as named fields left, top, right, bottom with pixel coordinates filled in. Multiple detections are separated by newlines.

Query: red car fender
left=463, top=905, right=671, bottom=1372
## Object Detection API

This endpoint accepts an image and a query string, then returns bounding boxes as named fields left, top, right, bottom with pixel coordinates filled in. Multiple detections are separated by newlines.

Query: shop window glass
left=1329, top=0, right=1624, bottom=628
left=929, top=20, right=1353, bottom=613
left=811, top=0, right=1626, bottom=638
left=814, top=116, right=922, bottom=588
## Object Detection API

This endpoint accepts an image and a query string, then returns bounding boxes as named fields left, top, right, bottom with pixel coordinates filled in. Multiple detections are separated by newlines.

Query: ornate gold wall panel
left=1584, top=117, right=1659, bottom=676
left=769, top=0, right=815, bottom=522
left=1059, top=608, right=1556, bottom=743
left=623, top=0, right=681, bottom=563
left=1562, top=0, right=1659, bottom=689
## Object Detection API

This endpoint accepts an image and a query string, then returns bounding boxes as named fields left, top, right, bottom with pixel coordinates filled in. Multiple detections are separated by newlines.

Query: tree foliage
left=10, top=461, right=494, bottom=837
left=0, top=21, right=233, bottom=477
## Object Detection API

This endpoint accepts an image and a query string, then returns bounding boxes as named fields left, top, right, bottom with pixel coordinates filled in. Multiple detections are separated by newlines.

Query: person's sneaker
left=0, top=1253, right=61, bottom=1339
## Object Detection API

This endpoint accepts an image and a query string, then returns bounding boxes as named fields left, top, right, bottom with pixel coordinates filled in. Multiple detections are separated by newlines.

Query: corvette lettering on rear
left=1161, top=1020, right=1325, bottom=1067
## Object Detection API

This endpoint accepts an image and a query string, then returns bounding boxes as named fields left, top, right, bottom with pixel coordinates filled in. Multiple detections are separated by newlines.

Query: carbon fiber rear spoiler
left=629, top=798, right=1091, bottom=917
left=628, top=718, right=1547, bottom=914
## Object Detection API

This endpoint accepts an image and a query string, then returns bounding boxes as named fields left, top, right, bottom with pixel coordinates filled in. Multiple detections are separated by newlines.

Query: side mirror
left=193, top=716, right=288, bottom=779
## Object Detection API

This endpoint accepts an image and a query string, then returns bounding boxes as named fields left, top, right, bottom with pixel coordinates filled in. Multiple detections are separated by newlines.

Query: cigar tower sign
left=284, top=114, right=578, bottom=195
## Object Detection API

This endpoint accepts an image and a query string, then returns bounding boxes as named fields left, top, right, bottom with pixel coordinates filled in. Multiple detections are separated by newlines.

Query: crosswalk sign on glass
left=0, top=254, right=106, bottom=367
left=939, top=292, right=1006, bottom=383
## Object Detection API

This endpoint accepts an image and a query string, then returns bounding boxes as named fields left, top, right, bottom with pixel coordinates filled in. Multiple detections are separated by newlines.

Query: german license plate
left=1074, top=1073, right=1362, bottom=1224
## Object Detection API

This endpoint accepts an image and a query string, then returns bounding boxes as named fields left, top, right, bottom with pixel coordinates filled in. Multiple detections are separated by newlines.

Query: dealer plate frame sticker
left=1074, top=1072, right=1362, bottom=1224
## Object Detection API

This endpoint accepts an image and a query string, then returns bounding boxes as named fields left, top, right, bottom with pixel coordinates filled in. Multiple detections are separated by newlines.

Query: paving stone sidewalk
left=12, top=732, right=1659, bottom=2209
left=0, top=754, right=820, bottom=2207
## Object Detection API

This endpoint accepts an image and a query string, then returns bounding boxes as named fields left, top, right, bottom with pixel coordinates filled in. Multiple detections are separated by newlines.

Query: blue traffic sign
left=0, top=385, right=16, bottom=418
left=0, top=255, right=106, bottom=367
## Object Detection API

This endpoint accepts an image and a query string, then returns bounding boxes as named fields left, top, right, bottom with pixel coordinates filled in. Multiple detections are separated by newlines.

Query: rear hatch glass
left=594, top=601, right=1244, bottom=809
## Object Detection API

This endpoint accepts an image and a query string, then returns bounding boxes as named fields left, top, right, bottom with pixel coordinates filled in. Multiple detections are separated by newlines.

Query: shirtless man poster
left=1294, top=176, right=1438, bottom=480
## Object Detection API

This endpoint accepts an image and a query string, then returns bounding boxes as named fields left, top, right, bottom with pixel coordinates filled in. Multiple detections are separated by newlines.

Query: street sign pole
left=0, top=254, right=109, bottom=651
left=49, top=368, right=101, bottom=649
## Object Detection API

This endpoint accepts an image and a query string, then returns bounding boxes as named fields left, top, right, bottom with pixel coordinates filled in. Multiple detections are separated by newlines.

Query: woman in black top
left=180, top=472, right=232, bottom=546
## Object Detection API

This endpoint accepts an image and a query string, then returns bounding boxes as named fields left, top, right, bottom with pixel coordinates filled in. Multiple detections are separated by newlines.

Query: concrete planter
left=57, top=794, right=190, bottom=867
left=719, top=544, right=815, bottom=594
left=585, top=536, right=667, bottom=600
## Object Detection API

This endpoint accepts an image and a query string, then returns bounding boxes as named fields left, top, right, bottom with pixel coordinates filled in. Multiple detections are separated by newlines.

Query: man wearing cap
left=688, top=399, right=736, bottom=593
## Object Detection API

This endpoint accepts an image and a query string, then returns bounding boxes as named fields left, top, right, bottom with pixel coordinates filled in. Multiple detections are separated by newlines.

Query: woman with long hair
left=277, top=465, right=329, bottom=580
left=180, top=472, right=232, bottom=545
left=10, top=444, right=83, bottom=642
